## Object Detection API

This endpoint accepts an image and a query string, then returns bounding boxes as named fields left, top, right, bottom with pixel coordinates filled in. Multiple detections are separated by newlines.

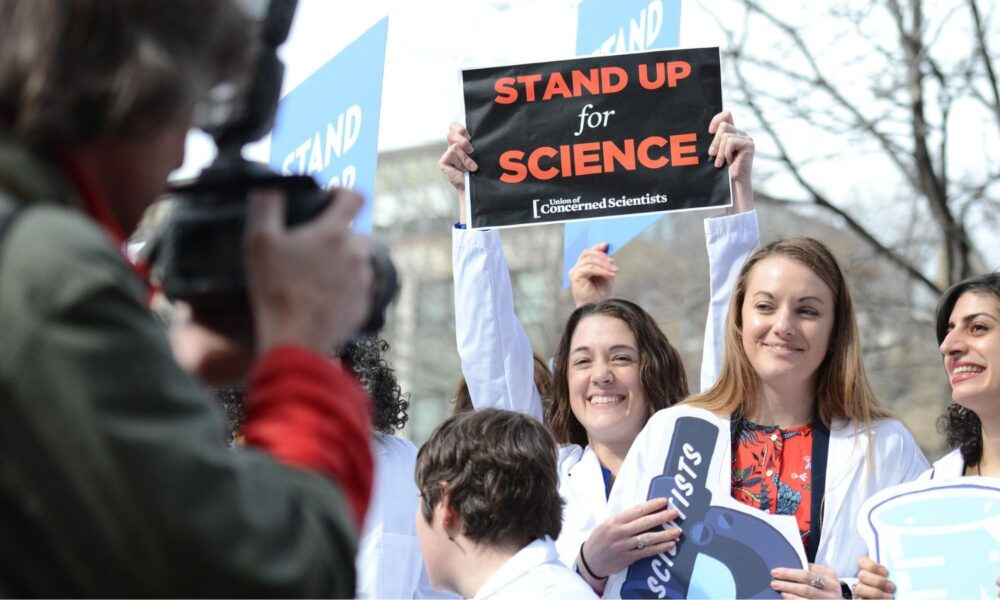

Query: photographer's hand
left=245, top=188, right=372, bottom=354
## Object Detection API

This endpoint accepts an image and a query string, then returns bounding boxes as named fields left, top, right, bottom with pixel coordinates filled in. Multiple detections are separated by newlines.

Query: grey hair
left=0, top=0, right=253, bottom=150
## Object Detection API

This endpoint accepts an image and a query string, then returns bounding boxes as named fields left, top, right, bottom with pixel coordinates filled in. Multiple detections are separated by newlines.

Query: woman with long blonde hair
left=610, top=237, right=928, bottom=598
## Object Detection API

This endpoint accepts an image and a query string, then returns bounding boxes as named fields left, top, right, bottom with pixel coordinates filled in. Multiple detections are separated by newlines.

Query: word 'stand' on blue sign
left=269, top=17, right=388, bottom=234
left=564, top=1, right=680, bottom=285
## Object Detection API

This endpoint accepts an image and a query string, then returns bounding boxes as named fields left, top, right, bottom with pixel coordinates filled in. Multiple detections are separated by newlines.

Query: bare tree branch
left=730, top=50, right=943, bottom=294
left=967, top=0, right=1000, bottom=134
left=754, top=190, right=941, bottom=294
left=887, top=0, right=976, bottom=284
left=743, top=0, right=923, bottom=191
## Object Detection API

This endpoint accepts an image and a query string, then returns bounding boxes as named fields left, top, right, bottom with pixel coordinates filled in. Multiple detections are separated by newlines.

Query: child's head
left=415, top=409, right=563, bottom=589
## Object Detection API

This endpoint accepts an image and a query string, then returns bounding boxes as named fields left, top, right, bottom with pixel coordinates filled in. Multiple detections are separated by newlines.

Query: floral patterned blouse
left=731, top=420, right=814, bottom=552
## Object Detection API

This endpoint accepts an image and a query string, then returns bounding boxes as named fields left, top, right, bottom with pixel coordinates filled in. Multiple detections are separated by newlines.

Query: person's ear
left=436, top=496, right=461, bottom=540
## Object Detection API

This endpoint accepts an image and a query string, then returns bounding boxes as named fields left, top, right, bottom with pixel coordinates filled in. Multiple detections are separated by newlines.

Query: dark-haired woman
left=441, top=112, right=760, bottom=594
left=854, top=272, right=1000, bottom=599
left=207, top=336, right=448, bottom=599
left=335, top=337, right=435, bottom=598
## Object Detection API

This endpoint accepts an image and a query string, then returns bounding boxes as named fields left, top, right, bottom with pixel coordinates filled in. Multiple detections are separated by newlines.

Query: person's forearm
left=699, top=210, right=760, bottom=392
left=452, top=227, right=544, bottom=420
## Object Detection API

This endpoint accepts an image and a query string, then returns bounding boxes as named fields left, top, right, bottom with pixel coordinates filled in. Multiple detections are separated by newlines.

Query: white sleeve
left=452, top=227, right=544, bottom=421
left=699, top=210, right=760, bottom=392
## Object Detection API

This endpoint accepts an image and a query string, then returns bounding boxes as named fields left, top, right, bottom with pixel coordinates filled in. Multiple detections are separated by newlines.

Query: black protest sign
left=462, top=47, right=729, bottom=229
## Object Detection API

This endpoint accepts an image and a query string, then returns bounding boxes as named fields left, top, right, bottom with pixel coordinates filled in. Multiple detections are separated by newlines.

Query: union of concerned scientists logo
left=532, top=193, right=669, bottom=219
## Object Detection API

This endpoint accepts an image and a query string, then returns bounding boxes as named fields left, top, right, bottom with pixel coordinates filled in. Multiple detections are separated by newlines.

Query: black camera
left=150, top=0, right=397, bottom=347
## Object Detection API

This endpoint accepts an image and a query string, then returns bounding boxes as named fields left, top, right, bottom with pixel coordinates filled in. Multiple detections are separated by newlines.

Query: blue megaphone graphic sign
left=606, top=408, right=806, bottom=599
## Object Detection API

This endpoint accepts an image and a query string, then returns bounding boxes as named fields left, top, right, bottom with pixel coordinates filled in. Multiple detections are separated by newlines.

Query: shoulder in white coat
left=920, top=448, right=964, bottom=481
left=472, top=537, right=598, bottom=600
left=553, top=444, right=611, bottom=568
left=814, top=417, right=929, bottom=577
left=358, top=433, right=458, bottom=599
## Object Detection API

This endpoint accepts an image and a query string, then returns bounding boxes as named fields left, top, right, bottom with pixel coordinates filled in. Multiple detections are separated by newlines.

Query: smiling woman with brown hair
left=610, top=237, right=928, bottom=599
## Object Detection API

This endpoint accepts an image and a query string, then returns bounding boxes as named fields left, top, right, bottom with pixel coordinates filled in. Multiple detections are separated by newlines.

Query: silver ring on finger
left=634, top=534, right=645, bottom=550
left=809, top=575, right=825, bottom=590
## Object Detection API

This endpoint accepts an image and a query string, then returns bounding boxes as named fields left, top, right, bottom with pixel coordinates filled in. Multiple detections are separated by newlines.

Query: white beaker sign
left=858, top=477, right=1000, bottom=599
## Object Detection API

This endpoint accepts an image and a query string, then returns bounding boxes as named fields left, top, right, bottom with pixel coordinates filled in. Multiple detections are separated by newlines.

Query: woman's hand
left=438, top=122, right=477, bottom=224
left=568, top=242, right=618, bottom=307
left=576, top=498, right=681, bottom=592
left=851, top=557, right=894, bottom=599
left=707, top=111, right=755, bottom=216
left=770, top=564, right=843, bottom=599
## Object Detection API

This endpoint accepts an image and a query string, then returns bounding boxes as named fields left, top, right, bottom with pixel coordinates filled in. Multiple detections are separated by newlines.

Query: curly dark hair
left=213, top=387, right=247, bottom=444
left=213, top=335, right=410, bottom=440
left=934, top=272, right=1000, bottom=469
left=938, top=404, right=982, bottom=467
left=338, top=335, right=410, bottom=435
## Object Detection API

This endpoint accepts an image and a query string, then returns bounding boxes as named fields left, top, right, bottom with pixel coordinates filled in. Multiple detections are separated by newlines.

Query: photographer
left=0, top=0, right=373, bottom=596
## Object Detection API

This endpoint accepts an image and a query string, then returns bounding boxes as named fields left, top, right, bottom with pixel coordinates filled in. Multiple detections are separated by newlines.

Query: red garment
left=731, top=421, right=813, bottom=552
left=243, top=346, right=374, bottom=528
left=58, top=154, right=157, bottom=302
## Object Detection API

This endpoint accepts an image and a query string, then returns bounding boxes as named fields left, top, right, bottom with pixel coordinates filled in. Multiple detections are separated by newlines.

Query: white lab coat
left=452, top=211, right=761, bottom=567
left=472, top=537, right=599, bottom=600
left=921, top=448, right=964, bottom=481
left=605, top=408, right=929, bottom=587
left=356, top=432, right=457, bottom=599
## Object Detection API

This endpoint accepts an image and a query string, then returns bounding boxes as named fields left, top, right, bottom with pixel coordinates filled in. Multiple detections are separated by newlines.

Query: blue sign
left=565, top=0, right=680, bottom=285
left=269, top=17, right=388, bottom=233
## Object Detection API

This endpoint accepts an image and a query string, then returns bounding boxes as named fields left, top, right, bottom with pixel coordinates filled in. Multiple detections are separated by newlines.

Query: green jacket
left=0, top=135, right=359, bottom=597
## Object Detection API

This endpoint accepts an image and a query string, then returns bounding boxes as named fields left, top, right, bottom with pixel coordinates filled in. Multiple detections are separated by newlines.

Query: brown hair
left=416, top=409, right=563, bottom=550
left=0, top=0, right=251, bottom=150
left=686, top=237, right=888, bottom=430
left=451, top=353, right=554, bottom=418
left=549, top=299, right=689, bottom=446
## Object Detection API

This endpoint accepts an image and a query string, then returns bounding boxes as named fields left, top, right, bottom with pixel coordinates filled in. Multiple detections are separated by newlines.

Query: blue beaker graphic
left=867, top=484, right=1000, bottom=599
